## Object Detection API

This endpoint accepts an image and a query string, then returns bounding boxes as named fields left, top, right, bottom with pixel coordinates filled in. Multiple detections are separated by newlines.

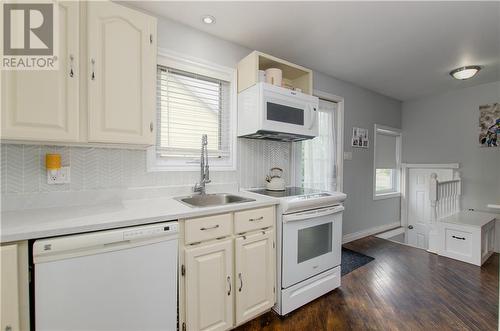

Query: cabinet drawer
left=234, top=207, right=274, bottom=234
left=185, top=213, right=232, bottom=244
left=444, top=228, right=472, bottom=258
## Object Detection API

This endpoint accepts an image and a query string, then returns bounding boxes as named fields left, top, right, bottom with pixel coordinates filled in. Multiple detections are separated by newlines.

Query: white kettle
left=265, top=167, right=286, bottom=191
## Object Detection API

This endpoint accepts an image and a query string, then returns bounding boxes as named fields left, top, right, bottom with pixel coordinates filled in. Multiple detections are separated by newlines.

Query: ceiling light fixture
left=201, top=15, right=216, bottom=25
left=449, top=65, right=481, bottom=80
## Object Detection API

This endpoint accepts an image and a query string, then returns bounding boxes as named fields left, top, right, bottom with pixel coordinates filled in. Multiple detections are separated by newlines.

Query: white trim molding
left=343, top=221, right=401, bottom=244
left=148, top=49, right=238, bottom=172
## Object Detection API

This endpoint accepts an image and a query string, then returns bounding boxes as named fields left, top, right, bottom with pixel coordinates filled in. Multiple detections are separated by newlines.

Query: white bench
left=428, top=173, right=496, bottom=266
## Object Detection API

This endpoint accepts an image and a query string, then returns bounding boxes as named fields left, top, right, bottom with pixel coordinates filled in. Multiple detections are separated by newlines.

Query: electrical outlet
left=47, top=167, right=71, bottom=184
left=344, top=152, right=353, bottom=160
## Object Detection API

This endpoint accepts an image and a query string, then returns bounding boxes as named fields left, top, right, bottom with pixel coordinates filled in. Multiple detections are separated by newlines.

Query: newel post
left=428, top=173, right=439, bottom=254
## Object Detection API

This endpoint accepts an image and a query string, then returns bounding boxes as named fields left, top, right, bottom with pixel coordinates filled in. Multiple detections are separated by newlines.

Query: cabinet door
left=185, top=239, right=234, bottom=331
left=87, top=1, right=156, bottom=145
left=1, top=1, right=79, bottom=142
left=1, top=245, right=20, bottom=331
left=235, top=230, right=275, bottom=325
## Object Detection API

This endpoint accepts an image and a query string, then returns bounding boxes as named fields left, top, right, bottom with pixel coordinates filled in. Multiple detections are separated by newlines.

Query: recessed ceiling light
left=449, top=65, right=481, bottom=80
left=201, top=15, right=216, bottom=25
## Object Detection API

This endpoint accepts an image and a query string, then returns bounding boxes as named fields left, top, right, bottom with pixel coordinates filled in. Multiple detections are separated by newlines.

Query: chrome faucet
left=194, top=134, right=211, bottom=195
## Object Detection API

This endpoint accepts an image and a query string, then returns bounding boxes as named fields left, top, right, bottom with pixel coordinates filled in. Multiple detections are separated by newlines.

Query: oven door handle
left=283, top=206, right=344, bottom=223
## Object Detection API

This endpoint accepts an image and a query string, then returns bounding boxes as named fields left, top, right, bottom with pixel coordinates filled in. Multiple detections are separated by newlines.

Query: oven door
left=282, top=206, right=343, bottom=288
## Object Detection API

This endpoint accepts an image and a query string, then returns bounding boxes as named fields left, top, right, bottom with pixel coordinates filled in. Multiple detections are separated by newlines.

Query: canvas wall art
left=479, top=103, right=500, bottom=147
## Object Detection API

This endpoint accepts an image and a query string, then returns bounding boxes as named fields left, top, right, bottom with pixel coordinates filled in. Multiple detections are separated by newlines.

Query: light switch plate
left=47, top=166, right=71, bottom=184
left=344, top=152, right=353, bottom=160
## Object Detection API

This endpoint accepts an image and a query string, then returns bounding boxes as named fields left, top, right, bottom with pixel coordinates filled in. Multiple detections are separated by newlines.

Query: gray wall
left=402, top=81, right=500, bottom=212
left=315, top=73, right=403, bottom=235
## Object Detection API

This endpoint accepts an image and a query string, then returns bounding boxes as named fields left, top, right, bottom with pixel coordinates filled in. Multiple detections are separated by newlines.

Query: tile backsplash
left=1, top=144, right=237, bottom=194
left=1, top=139, right=293, bottom=210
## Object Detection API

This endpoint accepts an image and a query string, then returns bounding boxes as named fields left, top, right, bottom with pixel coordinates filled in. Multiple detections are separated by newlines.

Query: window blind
left=375, top=130, right=398, bottom=169
left=156, top=65, right=230, bottom=158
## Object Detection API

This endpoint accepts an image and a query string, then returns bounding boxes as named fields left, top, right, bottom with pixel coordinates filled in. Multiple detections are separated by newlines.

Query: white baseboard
left=343, top=222, right=401, bottom=244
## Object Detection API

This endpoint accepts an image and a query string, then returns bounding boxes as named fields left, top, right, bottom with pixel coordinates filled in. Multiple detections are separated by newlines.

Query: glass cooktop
left=249, top=187, right=322, bottom=198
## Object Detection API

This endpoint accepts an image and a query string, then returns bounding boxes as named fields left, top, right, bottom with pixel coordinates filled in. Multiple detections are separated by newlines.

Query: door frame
left=291, top=90, right=344, bottom=192
left=401, top=163, right=460, bottom=230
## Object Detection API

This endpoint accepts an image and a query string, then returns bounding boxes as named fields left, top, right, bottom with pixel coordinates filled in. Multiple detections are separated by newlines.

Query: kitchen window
left=373, top=124, right=402, bottom=200
left=148, top=52, right=237, bottom=171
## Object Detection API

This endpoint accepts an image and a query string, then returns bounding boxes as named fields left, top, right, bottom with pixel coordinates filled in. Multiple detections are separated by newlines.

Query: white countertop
left=439, top=210, right=497, bottom=228
left=0, top=191, right=279, bottom=243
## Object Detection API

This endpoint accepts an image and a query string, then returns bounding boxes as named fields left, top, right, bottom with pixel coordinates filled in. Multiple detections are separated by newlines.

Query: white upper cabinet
left=1, top=0, right=157, bottom=146
left=1, top=1, right=79, bottom=142
left=87, top=1, right=157, bottom=145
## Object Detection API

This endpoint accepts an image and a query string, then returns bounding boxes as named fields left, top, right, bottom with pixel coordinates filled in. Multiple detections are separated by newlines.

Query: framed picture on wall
left=479, top=103, right=499, bottom=148
left=352, top=127, right=369, bottom=148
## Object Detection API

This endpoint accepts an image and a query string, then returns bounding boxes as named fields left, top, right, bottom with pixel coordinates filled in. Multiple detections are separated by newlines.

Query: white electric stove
left=248, top=187, right=347, bottom=315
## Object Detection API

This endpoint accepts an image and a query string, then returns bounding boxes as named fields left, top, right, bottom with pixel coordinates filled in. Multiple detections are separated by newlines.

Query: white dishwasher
left=33, top=221, right=178, bottom=331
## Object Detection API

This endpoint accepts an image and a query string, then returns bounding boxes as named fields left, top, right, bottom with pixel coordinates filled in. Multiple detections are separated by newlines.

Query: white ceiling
left=127, top=1, right=500, bottom=101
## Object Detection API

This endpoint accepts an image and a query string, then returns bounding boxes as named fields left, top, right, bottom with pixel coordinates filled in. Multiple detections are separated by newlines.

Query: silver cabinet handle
left=238, top=273, right=243, bottom=292
left=249, top=216, right=264, bottom=222
left=150, top=122, right=154, bottom=132
left=90, top=58, right=95, bottom=80
left=200, top=224, right=219, bottom=231
left=227, top=276, right=231, bottom=296
left=69, top=54, right=74, bottom=77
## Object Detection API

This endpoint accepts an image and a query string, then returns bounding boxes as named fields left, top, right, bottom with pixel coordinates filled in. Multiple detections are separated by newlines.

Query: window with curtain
left=374, top=125, right=402, bottom=199
left=156, top=66, right=230, bottom=159
left=300, top=99, right=337, bottom=191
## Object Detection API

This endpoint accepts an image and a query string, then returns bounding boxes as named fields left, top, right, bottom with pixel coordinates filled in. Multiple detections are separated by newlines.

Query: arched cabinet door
left=87, top=1, right=156, bottom=145
left=1, top=1, right=79, bottom=142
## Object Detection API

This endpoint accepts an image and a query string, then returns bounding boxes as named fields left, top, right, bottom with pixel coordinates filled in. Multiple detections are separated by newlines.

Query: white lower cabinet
left=235, top=230, right=275, bottom=325
left=0, top=242, right=30, bottom=331
left=181, top=207, right=276, bottom=331
left=185, top=239, right=234, bottom=331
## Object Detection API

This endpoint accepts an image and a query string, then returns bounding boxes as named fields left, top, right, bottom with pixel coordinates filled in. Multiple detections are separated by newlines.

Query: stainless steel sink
left=175, top=193, right=256, bottom=208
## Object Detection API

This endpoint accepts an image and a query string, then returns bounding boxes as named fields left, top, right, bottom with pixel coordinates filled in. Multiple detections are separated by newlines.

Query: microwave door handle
left=283, top=206, right=343, bottom=223
left=308, top=106, right=317, bottom=130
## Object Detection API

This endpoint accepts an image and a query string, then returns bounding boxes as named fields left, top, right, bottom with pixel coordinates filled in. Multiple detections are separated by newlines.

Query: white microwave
left=237, top=83, right=319, bottom=141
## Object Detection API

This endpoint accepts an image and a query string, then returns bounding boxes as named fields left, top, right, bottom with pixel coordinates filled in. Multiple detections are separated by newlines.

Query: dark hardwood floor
left=235, top=236, right=499, bottom=331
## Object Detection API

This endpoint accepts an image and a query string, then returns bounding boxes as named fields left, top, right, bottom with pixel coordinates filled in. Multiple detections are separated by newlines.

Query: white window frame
left=147, top=49, right=237, bottom=172
left=373, top=124, right=402, bottom=200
